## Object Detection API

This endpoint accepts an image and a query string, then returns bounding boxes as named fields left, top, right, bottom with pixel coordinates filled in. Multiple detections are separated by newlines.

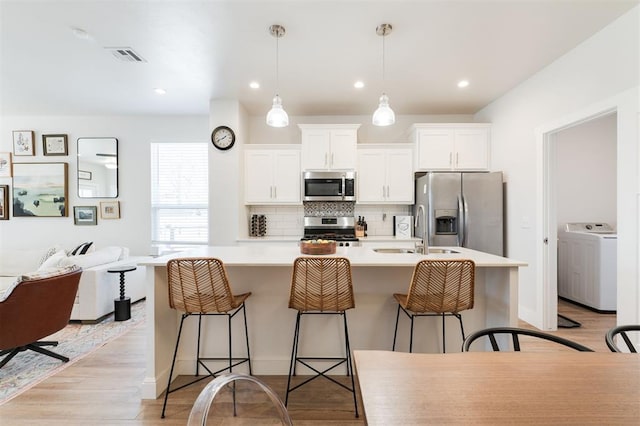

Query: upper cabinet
left=410, top=123, right=491, bottom=171
left=245, top=146, right=301, bottom=205
left=357, top=145, right=414, bottom=204
left=299, top=124, right=360, bottom=170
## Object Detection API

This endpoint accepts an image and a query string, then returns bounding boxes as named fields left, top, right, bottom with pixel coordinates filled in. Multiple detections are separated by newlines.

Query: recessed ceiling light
left=249, top=81, right=260, bottom=89
left=154, top=88, right=166, bottom=95
left=354, top=81, right=365, bottom=89
left=457, top=80, right=470, bottom=88
left=71, top=27, right=92, bottom=41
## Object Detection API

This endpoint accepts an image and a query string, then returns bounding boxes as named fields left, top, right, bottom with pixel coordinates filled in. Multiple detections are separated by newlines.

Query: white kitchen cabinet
left=245, top=146, right=301, bottom=204
left=410, top=123, right=491, bottom=171
left=357, top=145, right=414, bottom=204
left=299, top=124, right=360, bottom=170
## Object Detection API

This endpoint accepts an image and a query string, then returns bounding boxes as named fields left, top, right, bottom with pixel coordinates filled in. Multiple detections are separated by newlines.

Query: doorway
left=539, top=109, right=618, bottom=330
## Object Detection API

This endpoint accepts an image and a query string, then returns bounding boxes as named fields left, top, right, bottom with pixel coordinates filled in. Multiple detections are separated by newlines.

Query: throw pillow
left=37, top=249, right=68, bottom=271
left=38, top=246, right=63, bottom=266
left=70, top=241, right=94, bottom=255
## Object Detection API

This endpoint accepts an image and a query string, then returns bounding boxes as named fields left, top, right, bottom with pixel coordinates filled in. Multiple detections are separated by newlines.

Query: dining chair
left=606, top=324, right=640, bottom=353
left=463, top=327, right=594, bottom=352
left=161, top=257, right=252, bottom=419
left=392, top=259, right=475, bottom=353
left=188, top=373, right=293, bottom=426
left=286, top=256, right=358, bottom=417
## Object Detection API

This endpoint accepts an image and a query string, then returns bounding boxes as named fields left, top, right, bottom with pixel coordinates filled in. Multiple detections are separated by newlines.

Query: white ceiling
left=1, top=0, right=637, bottom=117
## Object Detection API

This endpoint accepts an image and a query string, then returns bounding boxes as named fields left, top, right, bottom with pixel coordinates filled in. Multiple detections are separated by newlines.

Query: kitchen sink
left=373, top=248, right=416, bottom=254
left=426, top=248, right=460, bottom=254
left=372, top=247, right=461, bottom=254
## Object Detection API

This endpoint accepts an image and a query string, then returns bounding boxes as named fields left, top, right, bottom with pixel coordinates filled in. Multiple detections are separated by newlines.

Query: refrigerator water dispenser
left=435, top=209, right=458, bottom=235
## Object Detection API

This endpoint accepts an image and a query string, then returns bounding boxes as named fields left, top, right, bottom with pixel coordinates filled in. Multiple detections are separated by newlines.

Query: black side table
left=107, top=265, right=137, bottom=321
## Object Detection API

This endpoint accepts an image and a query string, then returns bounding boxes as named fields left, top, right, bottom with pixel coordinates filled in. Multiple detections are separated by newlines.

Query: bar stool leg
left=442, top=313, right=446, bottom=353
left=409, top=314, right=415, bottom=353
left=196, top=314, right=203, bottom=376
left=161, top=314, right=187, bottom=419
left=285, top=312, right=302, bottom=407
left=242, top=303, right=252, bottom=375
left=392, top=304, right=401, bottom=351
left=343, top=312, right=359, bottom=418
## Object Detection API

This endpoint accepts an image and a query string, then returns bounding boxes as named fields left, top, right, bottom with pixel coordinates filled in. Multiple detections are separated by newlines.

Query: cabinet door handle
left=274, top=186, right=277, bottom=199
left=387, top=185, right=390, bottom=198
left=382, top=186, right=385, bottom=198
left=324, top=153, right=328, bottom=167
left=449, top=152, right=453, bottom=166
left=456, top=152, right=459, bottom=167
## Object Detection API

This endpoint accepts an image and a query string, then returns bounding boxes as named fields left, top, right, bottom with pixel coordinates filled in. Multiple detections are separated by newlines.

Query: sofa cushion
left=59, top=246, right=124, bottom=269
left=0, top=246, right=63, bottom=277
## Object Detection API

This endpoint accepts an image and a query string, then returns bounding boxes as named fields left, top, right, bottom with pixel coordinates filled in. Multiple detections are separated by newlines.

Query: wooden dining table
left=353, top=350, right=640, bottom=425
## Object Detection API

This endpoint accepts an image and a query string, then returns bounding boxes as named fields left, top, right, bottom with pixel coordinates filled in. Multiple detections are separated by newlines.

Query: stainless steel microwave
left=302, top=171, right=356, bottom=201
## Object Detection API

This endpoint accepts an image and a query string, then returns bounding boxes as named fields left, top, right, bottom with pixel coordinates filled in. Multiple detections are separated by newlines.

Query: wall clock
left=211, top=126, right=235, bottom=150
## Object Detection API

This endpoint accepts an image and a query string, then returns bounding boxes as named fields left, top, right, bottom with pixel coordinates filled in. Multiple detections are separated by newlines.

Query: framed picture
left=12, top=162, right=68, bottom=217
left=78, top=170, right=92, bottom=180
left=100, top=200, right=120, bottom=219
left=13, top=130, right=35, bottom=156
left=43, top=134, right=68, bottom=156
left=74, top=206, right=97, bottom=225
left=0, top=152, right=11, bottom=178
left=0, top=185, right=9, bottom=220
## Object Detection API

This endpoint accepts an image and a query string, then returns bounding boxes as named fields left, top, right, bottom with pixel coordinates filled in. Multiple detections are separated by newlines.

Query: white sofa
left=0, top=245, right=147, bottom=323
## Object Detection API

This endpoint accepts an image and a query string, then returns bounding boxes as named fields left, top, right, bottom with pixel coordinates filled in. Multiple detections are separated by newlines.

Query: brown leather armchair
left=0, top=268, right=83, bottom=368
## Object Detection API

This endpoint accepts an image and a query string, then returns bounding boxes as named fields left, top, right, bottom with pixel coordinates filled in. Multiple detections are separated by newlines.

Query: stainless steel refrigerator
left=414, top=172, right=503, bottom=256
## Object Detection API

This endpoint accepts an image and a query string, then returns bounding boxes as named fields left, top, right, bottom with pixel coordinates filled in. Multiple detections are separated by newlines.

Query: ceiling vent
left=105, top=47, right=146, bottom=63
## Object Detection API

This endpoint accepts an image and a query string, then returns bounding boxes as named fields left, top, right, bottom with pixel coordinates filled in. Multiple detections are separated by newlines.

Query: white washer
left=558, top=223, right=617, bottom=312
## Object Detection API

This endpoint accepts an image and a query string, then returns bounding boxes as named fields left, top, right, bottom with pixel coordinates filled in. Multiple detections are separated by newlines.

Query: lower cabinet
left=245, top=147, right=301, bottom=204
left=357, top=145, right=414, bottom=204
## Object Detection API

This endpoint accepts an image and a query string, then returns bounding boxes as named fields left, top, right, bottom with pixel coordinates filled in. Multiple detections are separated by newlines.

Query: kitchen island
left=139, top=245, right=526, bottom=399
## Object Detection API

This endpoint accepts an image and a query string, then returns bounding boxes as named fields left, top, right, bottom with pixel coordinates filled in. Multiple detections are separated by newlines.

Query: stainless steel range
left=302, top=216, right=360, bottom=247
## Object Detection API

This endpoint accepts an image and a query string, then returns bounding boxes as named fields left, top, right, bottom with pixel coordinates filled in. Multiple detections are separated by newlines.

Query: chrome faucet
left=415, top=205, right=428, bottom=255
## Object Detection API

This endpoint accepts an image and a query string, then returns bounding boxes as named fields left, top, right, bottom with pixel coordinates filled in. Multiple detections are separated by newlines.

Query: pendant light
left=266, top=24, right=289, bottom=128
left=372, top=23, right=395, bottom=127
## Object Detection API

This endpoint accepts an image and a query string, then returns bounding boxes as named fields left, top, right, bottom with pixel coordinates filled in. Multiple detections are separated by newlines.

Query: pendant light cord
left=381, top=32, right=385, bottom=93
left=275, top=32, right=280, bottom=96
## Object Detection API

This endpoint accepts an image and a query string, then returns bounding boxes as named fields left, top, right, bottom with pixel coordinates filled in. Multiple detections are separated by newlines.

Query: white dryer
left=558, top=223, right=617, bottom=312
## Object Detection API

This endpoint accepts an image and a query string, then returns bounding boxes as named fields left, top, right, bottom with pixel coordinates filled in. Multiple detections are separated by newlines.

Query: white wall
left=556, top=113, right=617, bottom=231
left=475, top=7, right=639, bottom=327
left=0, top=115, right=208, bottom=255
left=248, top=114, right=474, bottom=145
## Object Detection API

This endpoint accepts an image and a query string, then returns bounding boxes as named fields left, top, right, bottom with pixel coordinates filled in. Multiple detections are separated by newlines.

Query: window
left=151, top=142, right=208, bottom=252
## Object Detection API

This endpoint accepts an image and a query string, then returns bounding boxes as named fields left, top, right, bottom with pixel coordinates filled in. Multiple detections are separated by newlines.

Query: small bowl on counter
left=300, top=240, right=337, bottom=255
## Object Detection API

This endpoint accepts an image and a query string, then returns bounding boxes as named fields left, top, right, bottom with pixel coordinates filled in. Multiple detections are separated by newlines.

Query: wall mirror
left=77, top=137, right=118, bottom=198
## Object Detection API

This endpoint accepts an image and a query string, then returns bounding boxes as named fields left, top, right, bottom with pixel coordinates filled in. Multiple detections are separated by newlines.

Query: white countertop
left=236, top=236, right=421, bottom=243
left=140, top=245, right=526, bottom=268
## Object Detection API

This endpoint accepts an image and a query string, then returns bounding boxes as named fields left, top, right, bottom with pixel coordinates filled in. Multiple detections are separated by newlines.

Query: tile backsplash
left=248, top=204, right=413, bottom=237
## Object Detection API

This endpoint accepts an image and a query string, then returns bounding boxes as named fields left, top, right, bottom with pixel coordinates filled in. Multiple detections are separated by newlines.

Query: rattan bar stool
left=392, top=259, right=475, bottom=353
left=161, top=257, right=252, bottom=419
left=285, top=256, right=358, bottom=417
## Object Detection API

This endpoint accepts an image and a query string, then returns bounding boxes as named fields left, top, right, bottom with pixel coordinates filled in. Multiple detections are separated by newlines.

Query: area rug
left=0, top=300, right=145, bottom=405
left=558, top=313, right=581, bottom=328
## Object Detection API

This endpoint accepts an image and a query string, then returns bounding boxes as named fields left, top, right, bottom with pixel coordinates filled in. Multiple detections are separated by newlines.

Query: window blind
left=150, top=142, right=208, bottom=246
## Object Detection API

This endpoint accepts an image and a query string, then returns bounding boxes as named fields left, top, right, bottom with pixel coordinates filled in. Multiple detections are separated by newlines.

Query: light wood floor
left=0, top=299, right=616, bottom=425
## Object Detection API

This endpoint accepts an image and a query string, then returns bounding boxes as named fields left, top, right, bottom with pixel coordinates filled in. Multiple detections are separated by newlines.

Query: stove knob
left=345, top=242, right=350, bottom=247
left=338, top=242, right=344, bottom=247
